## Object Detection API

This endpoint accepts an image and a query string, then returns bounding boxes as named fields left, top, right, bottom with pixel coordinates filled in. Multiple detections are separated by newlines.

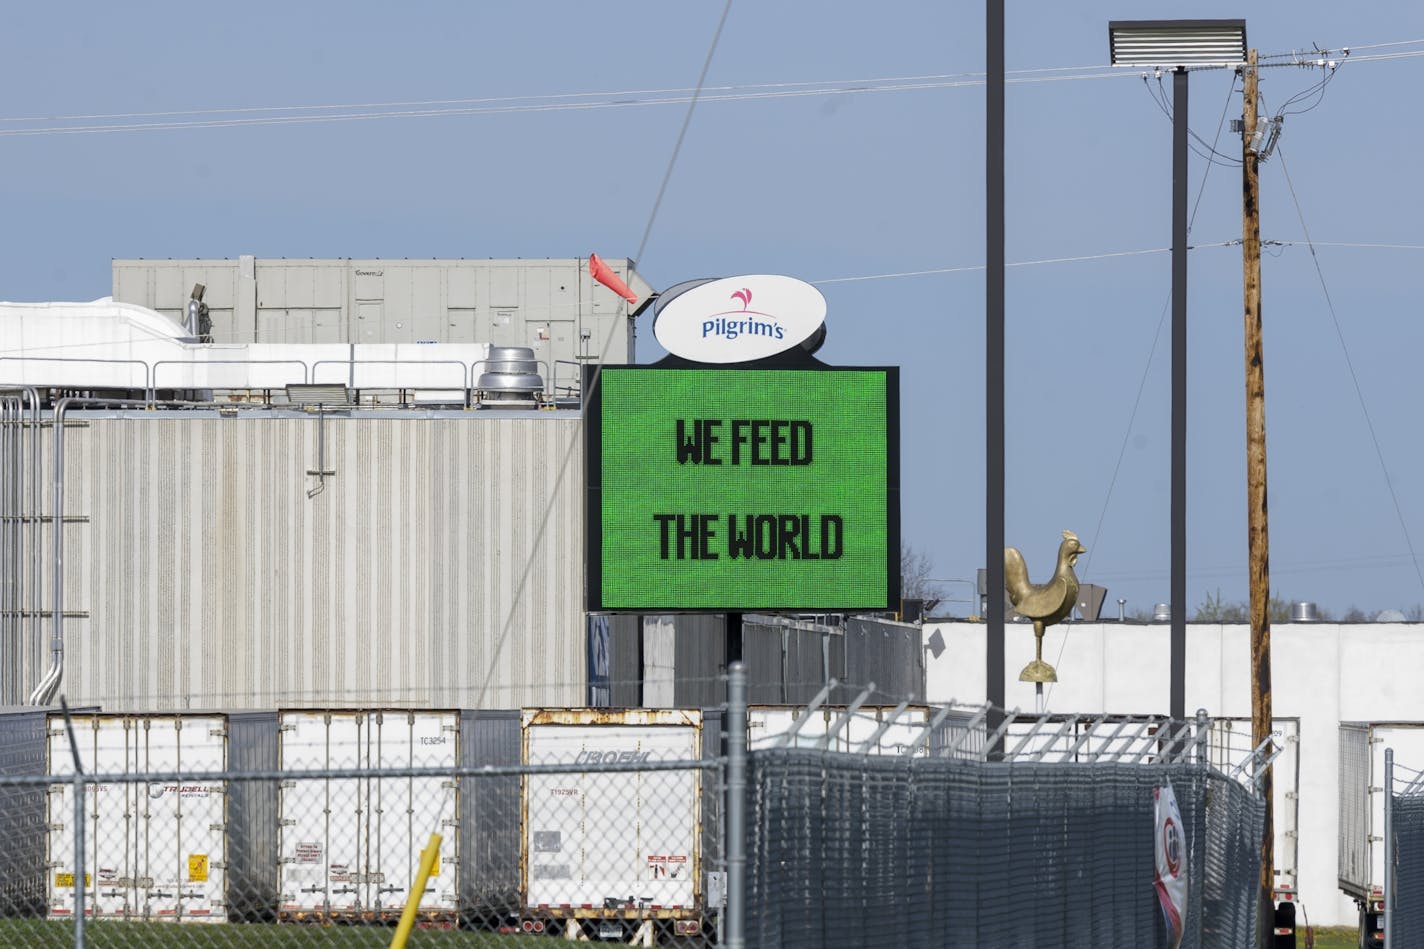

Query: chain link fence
left=744, top=752, right=1262, bottom=949
left=3, top=707, right=723, bottom=949
left=0, top=674, right=1272, bottom=949
left=1385, top=750, right=1424, bottom=948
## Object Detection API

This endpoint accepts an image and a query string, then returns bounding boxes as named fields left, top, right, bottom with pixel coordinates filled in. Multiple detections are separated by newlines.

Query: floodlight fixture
left=1108, top=19, right=1246, bottom=69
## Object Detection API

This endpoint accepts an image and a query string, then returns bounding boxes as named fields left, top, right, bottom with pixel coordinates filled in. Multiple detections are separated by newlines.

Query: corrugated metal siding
left=226, top=711, right=279, bottom=921
left=111, top=258, right=648, bottom=370
left=0, top=708, right=48, bottom=915
left=459, top=709, right=520, bottom=926
left=606, top=614, right=641, bottom=708
left=0, top=402, right=44, bottom=707
left=740, top=622, right=785, bottom=705
left=54, top=412, right=584, bottom=711
left=700, top=707, right=724, bottom=900
left=674, top=614, right=727, bottom=709
left=782, top=625, right=831, bottom=704
left=739, top=617, right=839, bottom=706
left=841, top=617, right=924, bottom=704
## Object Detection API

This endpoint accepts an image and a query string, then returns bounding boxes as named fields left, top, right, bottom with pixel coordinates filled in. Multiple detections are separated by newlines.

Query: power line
left=1090, top=550, right=1424, bottom=586
left=1270, top=139, right=1424, bottom=596
left=0, top=66, right=1105, bottom=126
left=1043, top=62, right=1243, bottom=705
left=3, top=30, right=1423, bottom=138
left=1144, top=74, right=1243, bottom=168
left=635, top=0, right=733, bottom=264
left=1260, top=36, right=1424, bottom=60
left=1281, top=241, right=1424, bottom=251
left=0, top=68, right=1129, bottom=138
left=470, top=0, right=735, bottom=709
left=24, top=232, right=1424, bottom=361
left=10, top=235, right=1424, bottom=360
left=0, top=63, right=1132, bottom=127
left=812, top=242, right=1238, bottom=285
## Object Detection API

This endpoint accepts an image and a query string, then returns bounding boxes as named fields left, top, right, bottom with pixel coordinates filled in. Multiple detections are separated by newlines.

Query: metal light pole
left=986, top=0, right=1006, bottom=735
left=1107, top=19, right=1247, bottom=722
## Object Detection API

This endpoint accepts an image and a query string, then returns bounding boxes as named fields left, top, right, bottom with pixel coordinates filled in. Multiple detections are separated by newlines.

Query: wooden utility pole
left=1242, top=48, right=1275, bottom=947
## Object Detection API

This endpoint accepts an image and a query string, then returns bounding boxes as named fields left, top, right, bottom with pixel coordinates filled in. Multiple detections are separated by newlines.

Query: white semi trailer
left=276, top=709, right=460, bottom=921
left=521, top=709, right=706, bottom=943
left=46, top=713, right=228, bottom=922
left=1339, top=722, right=1424, bottom=949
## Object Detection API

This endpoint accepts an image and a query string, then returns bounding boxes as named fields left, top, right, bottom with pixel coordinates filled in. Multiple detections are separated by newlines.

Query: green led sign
left=585, top=365, right=900, bottom=612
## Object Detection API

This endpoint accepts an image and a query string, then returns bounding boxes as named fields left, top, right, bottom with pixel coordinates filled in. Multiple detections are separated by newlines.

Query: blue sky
left=4, top=3, right=1424, bottom=619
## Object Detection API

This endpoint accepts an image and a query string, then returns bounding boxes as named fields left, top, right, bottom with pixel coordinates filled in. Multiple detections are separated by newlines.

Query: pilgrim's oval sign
left=652, top=275, right=827, bottom=364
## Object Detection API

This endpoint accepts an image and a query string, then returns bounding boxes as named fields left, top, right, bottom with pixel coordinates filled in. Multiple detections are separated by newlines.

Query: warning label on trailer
left=295, top=842, right=322, bottom=864
left=53, top=872, right=91, bottom=888
left=188, top=854, right=209, bottom=882
left=647, top=855, right=688, bottom=879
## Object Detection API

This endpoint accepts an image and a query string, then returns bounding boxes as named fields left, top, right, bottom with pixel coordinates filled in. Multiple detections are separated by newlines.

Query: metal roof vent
left=1152, top=603, right=1172, bottom=622
left=476, top=346, right=543, bottom=408
left=1291, top=601, right=1319, bottom=623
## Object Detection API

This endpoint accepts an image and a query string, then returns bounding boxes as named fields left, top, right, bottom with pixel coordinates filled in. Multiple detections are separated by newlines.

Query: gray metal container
left=225, top=712, right=279, bottom=921
left=459, top=709, right=521, bottom=929
left=605, top=615, right=642, bottom=708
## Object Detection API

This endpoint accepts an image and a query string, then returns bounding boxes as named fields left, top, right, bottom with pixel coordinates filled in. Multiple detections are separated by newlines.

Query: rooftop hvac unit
left=476, top=346, right=543, bottom=408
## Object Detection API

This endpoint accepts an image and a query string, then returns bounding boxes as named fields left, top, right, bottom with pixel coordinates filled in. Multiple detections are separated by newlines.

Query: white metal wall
left=41, top=411, right=584, bottom=711
left=922, top=618, right=1424, bottom=927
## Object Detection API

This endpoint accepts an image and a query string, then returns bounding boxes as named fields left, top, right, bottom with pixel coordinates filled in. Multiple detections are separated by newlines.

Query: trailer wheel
left=1359, top=906, right=1384, bottom=949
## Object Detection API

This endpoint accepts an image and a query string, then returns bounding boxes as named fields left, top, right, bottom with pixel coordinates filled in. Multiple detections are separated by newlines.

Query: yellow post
left=389, top=833, right=443, bottom=949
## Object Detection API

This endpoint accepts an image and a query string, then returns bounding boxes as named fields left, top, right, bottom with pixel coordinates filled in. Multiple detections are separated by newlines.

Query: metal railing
left=1, top=355, right=569, bottom=407
left=152, top=357, right=312, bottom=391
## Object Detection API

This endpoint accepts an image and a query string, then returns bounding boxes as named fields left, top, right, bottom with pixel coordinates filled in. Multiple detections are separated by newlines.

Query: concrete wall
left=923, top=619, right=1424, bottom=926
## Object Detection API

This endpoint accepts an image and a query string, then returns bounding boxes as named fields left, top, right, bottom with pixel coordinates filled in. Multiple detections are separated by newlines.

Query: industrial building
left=0, top=257, right=922, bottom=713
left=110, top=256, right=648, bottom=395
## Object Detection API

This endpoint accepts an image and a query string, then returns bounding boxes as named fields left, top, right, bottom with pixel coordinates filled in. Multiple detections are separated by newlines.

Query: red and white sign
left=652, top=275, right=826, bottom=363
left=1154, top=782, right=1189, bottom=949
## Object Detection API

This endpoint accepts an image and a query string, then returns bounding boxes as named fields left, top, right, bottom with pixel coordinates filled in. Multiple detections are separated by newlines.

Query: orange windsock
left=589, top=253, right=638, bottom=304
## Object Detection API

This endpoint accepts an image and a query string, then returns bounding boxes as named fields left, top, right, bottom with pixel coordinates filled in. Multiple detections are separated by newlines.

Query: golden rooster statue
left=1004, top=530, right=1086, bottom=683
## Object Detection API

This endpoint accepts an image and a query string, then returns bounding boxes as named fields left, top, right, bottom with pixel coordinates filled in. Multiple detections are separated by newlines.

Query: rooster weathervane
left=1004, top=530, right=1086, bottom=683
